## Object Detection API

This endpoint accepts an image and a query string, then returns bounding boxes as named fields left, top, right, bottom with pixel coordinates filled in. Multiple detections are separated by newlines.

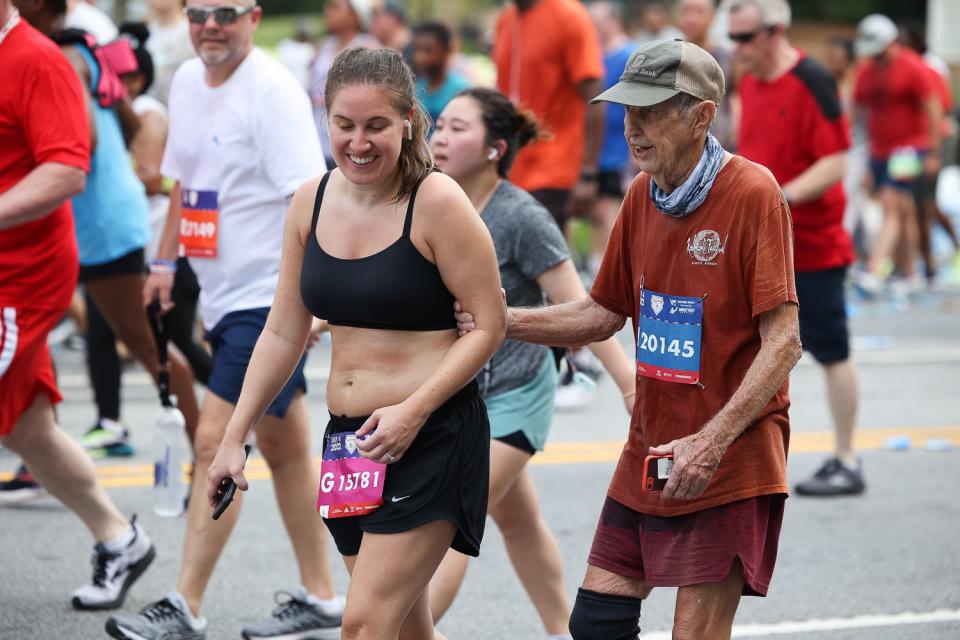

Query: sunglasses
left=184, top=5, right=257, bottom=26
left=728, top=25, right=776, bottom=44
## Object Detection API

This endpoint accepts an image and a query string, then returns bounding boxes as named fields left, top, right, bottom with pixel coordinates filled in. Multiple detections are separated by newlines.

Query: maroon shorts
left=587, top=494, right=785, bottom=596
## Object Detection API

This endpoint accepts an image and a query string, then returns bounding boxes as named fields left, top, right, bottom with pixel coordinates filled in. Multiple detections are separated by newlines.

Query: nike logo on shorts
left=391, top=495, right=411, bottom=503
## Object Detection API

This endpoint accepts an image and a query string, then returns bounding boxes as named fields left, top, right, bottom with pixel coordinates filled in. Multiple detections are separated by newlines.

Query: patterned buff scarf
left=649, top=133, right=725, bottom=218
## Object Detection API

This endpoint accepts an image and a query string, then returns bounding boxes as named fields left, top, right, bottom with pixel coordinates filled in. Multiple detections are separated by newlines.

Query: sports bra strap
left=401, top=178, right=424, bottom=238
left=311, top=172, right=332, bottom=234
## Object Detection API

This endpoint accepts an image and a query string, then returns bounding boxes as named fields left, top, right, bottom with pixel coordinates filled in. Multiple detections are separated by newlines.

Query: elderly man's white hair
left=729, top=0, right=791, bottom=29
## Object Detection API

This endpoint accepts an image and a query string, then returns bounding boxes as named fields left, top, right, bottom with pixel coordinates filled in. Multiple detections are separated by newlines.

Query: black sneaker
left=795, top=457, right=866, bottom=496
left=0, top=464, right=47, bottom=505
left=241, top=588, right=343, bottom=640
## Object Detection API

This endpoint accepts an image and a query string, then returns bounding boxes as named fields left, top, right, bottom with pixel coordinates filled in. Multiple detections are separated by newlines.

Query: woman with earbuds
left=428, top=87, right=635, bottom=639
left=207, top=48, right=505, bottom=640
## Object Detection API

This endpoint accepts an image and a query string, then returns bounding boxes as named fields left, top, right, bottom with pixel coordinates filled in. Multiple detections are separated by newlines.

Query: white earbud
left=403, top=120, right=413, bottom=140
left=487, top=149, right=498, bottom=161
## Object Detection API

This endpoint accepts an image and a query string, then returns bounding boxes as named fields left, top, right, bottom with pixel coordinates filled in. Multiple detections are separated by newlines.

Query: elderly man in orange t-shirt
left=493, top=0, right=604, bottom=232
left=458, top=39, right=801, bottom=639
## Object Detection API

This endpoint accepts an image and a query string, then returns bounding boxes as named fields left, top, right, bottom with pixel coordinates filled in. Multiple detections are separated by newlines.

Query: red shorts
left=587, top=494, right=785, bottom=596
left=0, top=307, right=64, bottom=437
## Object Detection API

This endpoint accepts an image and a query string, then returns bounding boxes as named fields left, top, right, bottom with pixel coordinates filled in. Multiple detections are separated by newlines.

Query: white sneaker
left=72, top=516, right=156, bottom=610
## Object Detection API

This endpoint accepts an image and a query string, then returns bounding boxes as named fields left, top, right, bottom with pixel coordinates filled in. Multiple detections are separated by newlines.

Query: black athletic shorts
left=598, top=169, right=625, bottom=198
left=322, top=381, right=490, bottom=557
left=78, top=247, right=146, bottom=283
left=795, top=266, right=850, bottom=365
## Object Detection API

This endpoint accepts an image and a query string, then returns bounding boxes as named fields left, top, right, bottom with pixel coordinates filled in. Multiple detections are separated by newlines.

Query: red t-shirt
left=0, top=20, right=87, bottom=310
left=493, top=0, right=603, bottom=191
left=739, top=54, right=853, bottom=272
left=590, top=157, right=797, bottom=517
left=854, top=46, right=936, bottom=160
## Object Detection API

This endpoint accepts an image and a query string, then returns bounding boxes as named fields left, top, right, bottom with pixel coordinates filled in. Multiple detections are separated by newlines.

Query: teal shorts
left=485, top=353, right=557, bottom=453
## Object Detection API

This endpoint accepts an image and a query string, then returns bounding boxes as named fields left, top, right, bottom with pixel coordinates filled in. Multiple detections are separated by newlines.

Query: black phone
left=212, top=444, right=251, bottom=521
left=642, top=454, right=673, bottom=492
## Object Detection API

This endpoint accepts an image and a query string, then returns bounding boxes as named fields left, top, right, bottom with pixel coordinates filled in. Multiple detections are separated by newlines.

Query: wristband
left=149, top=259, right=177, bottom=274
left=781, top=187, right=794, bottom=207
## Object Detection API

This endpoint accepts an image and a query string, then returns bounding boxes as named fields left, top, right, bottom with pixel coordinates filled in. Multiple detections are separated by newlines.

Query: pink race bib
left=317, top=431, right=386, bottom=519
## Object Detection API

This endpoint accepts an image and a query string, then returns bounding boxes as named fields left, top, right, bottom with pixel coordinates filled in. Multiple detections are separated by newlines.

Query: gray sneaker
left=241, top=588, right=343, bottom=640
left=106, top=593, right=207, bottom=640
left=795, top=457, right=866, bottom=496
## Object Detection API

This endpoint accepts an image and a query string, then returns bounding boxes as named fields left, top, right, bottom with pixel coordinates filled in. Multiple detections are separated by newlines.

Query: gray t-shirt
left=479, top=181, right=570, bottom=398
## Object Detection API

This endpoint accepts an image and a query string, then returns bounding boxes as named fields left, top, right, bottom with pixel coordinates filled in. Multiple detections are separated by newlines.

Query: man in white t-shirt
left=106, top=2, right=343, bottom=639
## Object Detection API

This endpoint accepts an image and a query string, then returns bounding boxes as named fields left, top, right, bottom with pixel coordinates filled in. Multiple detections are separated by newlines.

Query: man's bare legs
left=824, top=359, right=859, bottom=463
left=1, top=394, right=128, bottom=542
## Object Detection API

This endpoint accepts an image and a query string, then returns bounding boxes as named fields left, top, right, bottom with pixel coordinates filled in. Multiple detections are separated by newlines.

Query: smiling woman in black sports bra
left=206, top=47, right=505, bottom=640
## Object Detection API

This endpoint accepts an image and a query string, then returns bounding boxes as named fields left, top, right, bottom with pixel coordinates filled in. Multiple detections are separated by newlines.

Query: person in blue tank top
left=11, top=0, right=200, bottom=461
left=587, top=1, right=637, bottom=276
left=413, top=21, right=471, bottom=127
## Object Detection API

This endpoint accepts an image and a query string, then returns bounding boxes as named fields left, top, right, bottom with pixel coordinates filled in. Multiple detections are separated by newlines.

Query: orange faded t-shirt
left=590, top=156, right=798, bottom=517
left=493, top=0, right=603, bottom=192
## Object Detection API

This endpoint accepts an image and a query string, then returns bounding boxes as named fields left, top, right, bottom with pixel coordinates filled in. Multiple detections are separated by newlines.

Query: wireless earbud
left=487, top=149, right=498, bottom=161
left=403, top=120, right=413, bottom=140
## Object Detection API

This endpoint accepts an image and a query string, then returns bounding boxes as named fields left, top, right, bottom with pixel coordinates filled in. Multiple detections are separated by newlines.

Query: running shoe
left=794, top=457, right=866, bottom=497
left=0, top=464, right=47, bottom=505
left=72, top=515, right=156, bottom=610
left=241, top=588, right=343, bottom=640
left=82, top=421, right=135, bottom=458
left=106, top=592, right=207, bottom=640
left=555, top=350, right=602, bottom=411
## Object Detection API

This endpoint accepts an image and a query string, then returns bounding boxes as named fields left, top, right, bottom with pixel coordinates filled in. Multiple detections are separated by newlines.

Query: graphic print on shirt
left=179, top=189, right=218, bottom=258
left=686, top=229, right=728, bottom=266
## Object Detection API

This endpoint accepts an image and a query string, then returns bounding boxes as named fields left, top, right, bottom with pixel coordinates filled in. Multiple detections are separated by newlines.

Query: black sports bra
left=300, top=172, right=457, bottom=331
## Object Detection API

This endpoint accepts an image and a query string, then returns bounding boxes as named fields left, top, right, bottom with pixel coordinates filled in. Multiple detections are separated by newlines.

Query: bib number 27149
left=636, top=288, right=703, bottom=385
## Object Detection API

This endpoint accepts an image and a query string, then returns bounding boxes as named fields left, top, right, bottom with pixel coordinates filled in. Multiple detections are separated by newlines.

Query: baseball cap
left=855, top=14, right=898, bottom=58
left=590, top=39, right=725, bottom=108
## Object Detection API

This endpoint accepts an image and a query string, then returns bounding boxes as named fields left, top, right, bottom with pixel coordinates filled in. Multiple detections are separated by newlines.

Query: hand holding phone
left=642, top=454, right=673, bottom=492
left=212, top=444, right=251, bottom=521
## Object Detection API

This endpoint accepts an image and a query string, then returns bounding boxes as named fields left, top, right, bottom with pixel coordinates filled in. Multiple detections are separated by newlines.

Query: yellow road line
left=3, top=426, right=958, bottom=488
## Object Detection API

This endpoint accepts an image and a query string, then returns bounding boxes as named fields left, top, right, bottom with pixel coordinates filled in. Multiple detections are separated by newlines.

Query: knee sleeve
left=568, top=588, right=642, bottom=640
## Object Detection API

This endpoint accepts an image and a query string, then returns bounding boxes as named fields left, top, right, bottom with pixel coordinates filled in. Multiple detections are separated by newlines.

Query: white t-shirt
left=162, top=48, right=325, bottom=329
left=66, top=2, right=118, bottom=44
left=145, top=18, right=195, bottom=105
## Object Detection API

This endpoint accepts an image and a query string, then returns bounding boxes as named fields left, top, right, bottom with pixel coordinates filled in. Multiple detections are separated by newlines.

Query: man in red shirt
left=853, top=13, right=941, bottom=290
left=732, top=0, right=864, bottom=496
left=0, top=0, right=154, bottom=609
left=493, top=0, right=604, bottom=231
left=459, top=39, right=801, bottom=639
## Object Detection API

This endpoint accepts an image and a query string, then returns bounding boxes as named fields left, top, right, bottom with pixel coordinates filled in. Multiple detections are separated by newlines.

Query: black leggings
left=85, top=258, right=210, bottom=421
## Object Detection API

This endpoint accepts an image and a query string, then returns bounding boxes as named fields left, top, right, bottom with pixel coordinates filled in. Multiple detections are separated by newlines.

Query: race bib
left=636, top=288, right=703, bottom=385
left=316, top=432, right=386, bottom=519
left=887, top=147, right=922, bottom=182
left=179, top=189, right=218, bottom=258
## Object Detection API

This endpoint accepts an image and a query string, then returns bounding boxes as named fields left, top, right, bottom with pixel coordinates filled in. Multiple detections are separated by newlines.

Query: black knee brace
left=568, top=588, right=642, bottom=640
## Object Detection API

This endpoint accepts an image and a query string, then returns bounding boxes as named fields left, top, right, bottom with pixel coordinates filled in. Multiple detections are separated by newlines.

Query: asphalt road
left=1, top=289, right=959, bottom=640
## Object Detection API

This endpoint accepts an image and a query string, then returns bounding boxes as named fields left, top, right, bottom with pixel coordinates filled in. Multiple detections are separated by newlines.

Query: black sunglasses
left=728, top=25, right=777, bottom=44
left=184, top=5, right=257, bottom=26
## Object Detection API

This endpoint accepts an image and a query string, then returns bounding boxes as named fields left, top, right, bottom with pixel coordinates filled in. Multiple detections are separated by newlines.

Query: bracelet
left=149, top=259, right=177, bottom=274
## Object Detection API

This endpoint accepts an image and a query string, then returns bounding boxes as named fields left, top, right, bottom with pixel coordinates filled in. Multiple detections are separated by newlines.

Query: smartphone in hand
left=212, top=444, right=251, bottom=521
left=642, top=454, right=673, bottom=492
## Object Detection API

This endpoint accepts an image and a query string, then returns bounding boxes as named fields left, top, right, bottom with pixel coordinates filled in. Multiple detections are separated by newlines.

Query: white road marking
left=639, top=608, right=960, bottom=638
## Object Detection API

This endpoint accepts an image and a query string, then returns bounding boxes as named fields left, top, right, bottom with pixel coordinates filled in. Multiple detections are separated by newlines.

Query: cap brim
left=855, top=38, right=886, bottom=58
left=590, top=82, right=680, bottom=107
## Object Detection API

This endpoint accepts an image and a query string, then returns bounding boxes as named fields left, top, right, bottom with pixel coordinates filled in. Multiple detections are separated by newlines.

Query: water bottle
left=153, top=401, right=189, bottom=517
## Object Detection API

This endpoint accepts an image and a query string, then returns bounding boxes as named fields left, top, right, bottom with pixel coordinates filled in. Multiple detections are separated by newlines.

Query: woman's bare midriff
left=326, top=325, right=460, bottom=417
